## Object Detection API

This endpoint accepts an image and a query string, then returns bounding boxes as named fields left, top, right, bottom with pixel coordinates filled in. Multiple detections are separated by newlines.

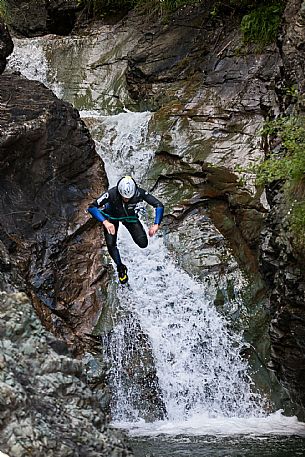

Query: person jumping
left=88, top=175, right=164, bottom=284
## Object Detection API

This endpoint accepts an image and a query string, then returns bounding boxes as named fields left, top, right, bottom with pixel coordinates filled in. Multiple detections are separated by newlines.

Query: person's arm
left=88, top=192, right=116, bottom=235
left=140, top=189, right=164, bottom=237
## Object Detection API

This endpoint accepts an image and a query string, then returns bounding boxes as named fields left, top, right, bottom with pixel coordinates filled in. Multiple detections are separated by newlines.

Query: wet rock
left=129, top=4, right=278, bottom=289
left=0, top=18, right=13, bottom=74
left=107, top=314, right=166, bottom=422
left=0, top=239, right=25, bottom=293
left=260, top=189, right=305, bottom=412
left=256, top=0, right=305, bottom=413
left=46, top=0, right=82, bottom=35
left=0, top=73, right=109, bottom=349
left=5, top=0, right=81, bottom=37
left=281, top=0, right=305, bottom=95
left=0, top=291, right=133, bottom=457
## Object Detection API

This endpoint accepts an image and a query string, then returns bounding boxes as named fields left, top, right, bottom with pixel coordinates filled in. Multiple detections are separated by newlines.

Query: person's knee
left=126, top=222, right=148, bottom=248
left=137, top=236, right=148, bottom=249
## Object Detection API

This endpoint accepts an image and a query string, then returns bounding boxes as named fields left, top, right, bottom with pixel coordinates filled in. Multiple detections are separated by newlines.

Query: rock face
left=260, top=188, right=305, bottom=410
left=258, top=0, right=305, bottom=410
left=0, top=291, right=133, bottom=457
left=121, top=4, right=279, bottom=289
left=0, top=18, right=13, bottom=74
left=0, top=72, right=109, bottom=349
left=281, top=0, right=305, bottom=95
left=5, top=0, right=81, bottom=37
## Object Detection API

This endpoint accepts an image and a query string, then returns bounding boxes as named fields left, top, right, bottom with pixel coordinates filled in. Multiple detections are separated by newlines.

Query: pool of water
left=130, top=435, right=305, bottom=457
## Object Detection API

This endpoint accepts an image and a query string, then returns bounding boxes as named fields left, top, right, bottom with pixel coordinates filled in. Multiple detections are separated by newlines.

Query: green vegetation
left=258, top=116, right=305, bottom=186
left=290, top=200, right=305, bottom=243
left=240, top=3, right=284, bottom=48
left=257, top=114, right=305, bottom=243
left=0, top=0, right=9, bottom=20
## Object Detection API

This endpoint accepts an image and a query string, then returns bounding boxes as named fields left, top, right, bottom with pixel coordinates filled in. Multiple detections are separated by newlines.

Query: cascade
left=7, top=37, right=63, bottom=98
left=7, top=35, right=305, bottom=440
left=81, top=111, right=263, bottom=423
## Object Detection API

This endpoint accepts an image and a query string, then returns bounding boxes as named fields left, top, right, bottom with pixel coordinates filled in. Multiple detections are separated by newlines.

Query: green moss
left=73, top=89, right=94, bottom=110
left=256, top=115, right=305, bottom=244
left=0, top=0, right=9, bottom=20
left=289, top=200, right=305, bottom=247
left=258, top=116, right=305, bottom=185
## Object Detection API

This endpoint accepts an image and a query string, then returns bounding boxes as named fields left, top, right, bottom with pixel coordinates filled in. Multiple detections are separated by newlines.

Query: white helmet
left=117, top=176, right=137, bottom=199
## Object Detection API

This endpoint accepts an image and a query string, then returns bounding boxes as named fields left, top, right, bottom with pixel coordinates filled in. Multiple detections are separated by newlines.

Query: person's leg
left=103, top=221, right=122, bottom=266
left=104, top=221, right=128, bottom=284
left=123, top=221, right=148, bottom=248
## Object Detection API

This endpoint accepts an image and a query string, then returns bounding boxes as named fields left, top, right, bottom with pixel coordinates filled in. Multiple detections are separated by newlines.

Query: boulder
left=0, top=291, right=133, bottom=457
left=0, top=73, right=108, bottom=350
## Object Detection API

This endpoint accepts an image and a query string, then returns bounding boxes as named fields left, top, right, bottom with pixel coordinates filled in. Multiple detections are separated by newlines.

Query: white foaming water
left=114, top=230, right=261, bottom=418
left=82, top=111, right=263, bottom=422
left=80, top=109, right=157, bottom=185
left=6, top=37, right=63, bottom=98
left=7, top=38, right=47, bottom=81
left=114, top=410, right=305, bottom=437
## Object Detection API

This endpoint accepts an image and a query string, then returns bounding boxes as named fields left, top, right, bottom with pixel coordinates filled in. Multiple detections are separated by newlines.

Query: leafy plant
left=241, top=3, right=284, bottom=48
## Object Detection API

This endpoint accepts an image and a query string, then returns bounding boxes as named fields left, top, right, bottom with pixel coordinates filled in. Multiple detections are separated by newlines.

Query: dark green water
left=130, top=435, right=305, bottom=457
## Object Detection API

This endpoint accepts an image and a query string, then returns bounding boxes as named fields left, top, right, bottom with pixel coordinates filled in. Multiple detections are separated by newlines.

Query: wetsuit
left=88, top=186, right=164, bottom=266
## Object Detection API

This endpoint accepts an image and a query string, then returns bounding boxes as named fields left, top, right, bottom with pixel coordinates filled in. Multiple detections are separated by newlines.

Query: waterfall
left=8, top=35, right=305, bottom=439
left=115, top=230, right=259, bottom=420
left=80, top=110, right=263, bottom=423
left=7, top=37, right=64, bottom=98
left=79, top=110, right=157, bottom=185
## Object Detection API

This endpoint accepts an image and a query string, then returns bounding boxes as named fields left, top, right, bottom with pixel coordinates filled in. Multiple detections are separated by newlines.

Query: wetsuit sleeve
left=88, top=191, right=110, bottom=223
left=88, top=206, right=106, bottom=223
left=139, top=188, right=164, bottom=225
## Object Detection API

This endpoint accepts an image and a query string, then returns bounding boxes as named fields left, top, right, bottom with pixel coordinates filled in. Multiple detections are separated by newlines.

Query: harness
left=99, top=209, right=138, bottom=223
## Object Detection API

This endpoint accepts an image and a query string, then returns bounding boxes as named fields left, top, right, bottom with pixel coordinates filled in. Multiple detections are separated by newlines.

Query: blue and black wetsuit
left=88, top=186, right=164, bottom=266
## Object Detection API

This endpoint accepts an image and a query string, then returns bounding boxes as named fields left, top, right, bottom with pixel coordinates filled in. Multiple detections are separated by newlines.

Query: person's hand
left=103, top=220, right=116, bottom=235
left=148, top=224, right=159, bottom=237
